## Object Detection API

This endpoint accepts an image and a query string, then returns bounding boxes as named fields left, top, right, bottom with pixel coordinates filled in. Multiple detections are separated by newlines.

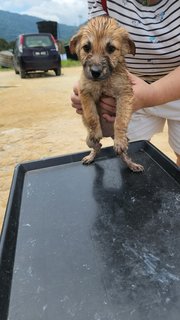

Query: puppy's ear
left=69, top=34, right=79, bottom=54
left=122, top=35, right=136, bottom=56
left=69, top=31, right=82, bottom=55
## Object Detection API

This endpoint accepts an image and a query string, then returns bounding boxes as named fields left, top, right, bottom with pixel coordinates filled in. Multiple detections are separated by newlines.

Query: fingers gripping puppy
left=70, top=16, right=143, bottom=172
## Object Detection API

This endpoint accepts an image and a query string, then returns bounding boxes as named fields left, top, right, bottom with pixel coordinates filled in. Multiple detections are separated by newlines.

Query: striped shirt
left=88, top=0, right=180, bottom=82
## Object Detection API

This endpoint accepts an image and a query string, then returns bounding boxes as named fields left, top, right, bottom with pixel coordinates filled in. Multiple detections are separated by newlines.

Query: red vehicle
left=13, top=33, right=61, bottom=78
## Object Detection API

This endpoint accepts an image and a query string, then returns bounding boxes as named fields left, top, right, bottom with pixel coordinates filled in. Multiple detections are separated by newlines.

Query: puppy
left=70, top=16, right=143, bottom=172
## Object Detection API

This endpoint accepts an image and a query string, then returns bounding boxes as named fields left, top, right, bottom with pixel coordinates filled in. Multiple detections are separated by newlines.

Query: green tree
left=0, top=38, right=9, bottom=51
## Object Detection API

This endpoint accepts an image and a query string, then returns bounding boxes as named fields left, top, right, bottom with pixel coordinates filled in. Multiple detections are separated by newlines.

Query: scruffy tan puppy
left=70, top=16, right=143, bottom=172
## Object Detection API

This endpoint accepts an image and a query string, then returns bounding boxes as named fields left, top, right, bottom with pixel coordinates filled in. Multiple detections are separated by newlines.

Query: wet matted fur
left=70, top=16, right=143, bottom=172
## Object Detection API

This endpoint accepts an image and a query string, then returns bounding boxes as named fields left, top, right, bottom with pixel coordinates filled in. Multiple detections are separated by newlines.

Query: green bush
left=0, top=66, right=12, bottom=71
left=61, top=59, right=80, bottom=68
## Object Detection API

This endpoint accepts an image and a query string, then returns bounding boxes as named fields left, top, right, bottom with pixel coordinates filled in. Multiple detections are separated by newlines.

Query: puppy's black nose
left=90, top=65, right=102, bottom=79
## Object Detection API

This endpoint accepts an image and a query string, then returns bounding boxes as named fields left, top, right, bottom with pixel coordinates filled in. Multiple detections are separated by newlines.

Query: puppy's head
left=70, top=16, right=135, bottom=81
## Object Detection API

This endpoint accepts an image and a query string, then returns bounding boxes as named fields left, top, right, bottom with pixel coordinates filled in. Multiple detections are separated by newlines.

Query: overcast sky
left=0, top=0, right=88, bottom=26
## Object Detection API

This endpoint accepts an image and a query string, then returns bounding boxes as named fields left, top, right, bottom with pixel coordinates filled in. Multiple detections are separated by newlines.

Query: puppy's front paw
left=82, top=148, right=101, bottom=165
left=82, top=154, right=95, bottom=165
left=114, top=138, right=128, bottom=155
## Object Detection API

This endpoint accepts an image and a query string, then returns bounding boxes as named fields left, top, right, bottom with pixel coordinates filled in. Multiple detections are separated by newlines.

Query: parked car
left=13, top=33, right=61, bottom=78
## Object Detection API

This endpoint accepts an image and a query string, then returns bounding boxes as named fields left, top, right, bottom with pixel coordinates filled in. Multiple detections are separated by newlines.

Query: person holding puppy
left=71, top=0, right=180, bottom=166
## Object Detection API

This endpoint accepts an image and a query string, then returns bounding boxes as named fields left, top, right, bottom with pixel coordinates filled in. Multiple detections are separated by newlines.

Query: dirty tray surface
left=0, top=141, right=180, bottom=320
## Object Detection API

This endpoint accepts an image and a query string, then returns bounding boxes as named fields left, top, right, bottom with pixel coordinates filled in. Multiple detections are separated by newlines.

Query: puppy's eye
left=106, top=43, right=116, bottom=54
left=82, top=42, right=91, bottom=53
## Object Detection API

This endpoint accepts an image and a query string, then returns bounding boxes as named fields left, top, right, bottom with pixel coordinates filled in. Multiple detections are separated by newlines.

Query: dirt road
left=0, top=67, right=176, bottom=231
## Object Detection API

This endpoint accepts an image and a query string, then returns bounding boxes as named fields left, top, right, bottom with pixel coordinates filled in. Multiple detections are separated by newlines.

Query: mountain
left=0, top=10, right=78, bottom=42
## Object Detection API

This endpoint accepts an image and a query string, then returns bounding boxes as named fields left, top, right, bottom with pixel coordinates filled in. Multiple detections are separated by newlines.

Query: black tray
left=0, top=141, right=180, bottom=320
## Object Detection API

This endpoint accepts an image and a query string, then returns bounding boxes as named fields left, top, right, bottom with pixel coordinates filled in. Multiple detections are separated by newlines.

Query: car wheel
left=54, top=68, right=61, bottom=76
left=20, top=69, right=26, bottom=79
left=15, top=69, right=19, bottom=74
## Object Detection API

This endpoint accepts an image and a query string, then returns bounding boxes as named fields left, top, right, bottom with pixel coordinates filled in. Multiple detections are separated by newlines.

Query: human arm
left=99, top=67, right=180, bottom=122
left=71, top=67, right=180, bottom=121
left=130, top=67, right=180, bottom=110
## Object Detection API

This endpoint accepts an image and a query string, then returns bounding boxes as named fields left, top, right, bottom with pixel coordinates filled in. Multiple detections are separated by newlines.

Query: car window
left=24, top=35, right=53, bottom=48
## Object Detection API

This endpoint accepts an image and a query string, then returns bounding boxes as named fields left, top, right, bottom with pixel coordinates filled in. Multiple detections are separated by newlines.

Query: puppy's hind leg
left=121, top=152, right=144, bottom=172
left=114, top=95, right=143, bottom=172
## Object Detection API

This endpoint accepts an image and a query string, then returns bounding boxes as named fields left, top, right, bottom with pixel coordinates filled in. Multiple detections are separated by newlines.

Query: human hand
left=71, top=81, right=116, bottom=121
left=71, top=74, right=154, bottom=122
left=97, top=72, right=153, bottom=123
left=99, top=96, right=116, bottom=122
left=71, top=83, right=115, bottom=137
left=99, top=73, right=155, bottom=122
left=128, top=72, right=155, bottom=111
left=70, top=82, right=83, bottom=115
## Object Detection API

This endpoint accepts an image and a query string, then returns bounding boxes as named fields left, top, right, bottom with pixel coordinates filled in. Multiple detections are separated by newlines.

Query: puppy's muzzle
left=84, top=60, right=112, bottom=81
left=90, top=65, right=103, bottom=80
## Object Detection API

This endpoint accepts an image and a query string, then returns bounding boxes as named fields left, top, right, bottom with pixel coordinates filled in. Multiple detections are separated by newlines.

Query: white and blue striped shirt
left=88, top=0, right=180, bottom=82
